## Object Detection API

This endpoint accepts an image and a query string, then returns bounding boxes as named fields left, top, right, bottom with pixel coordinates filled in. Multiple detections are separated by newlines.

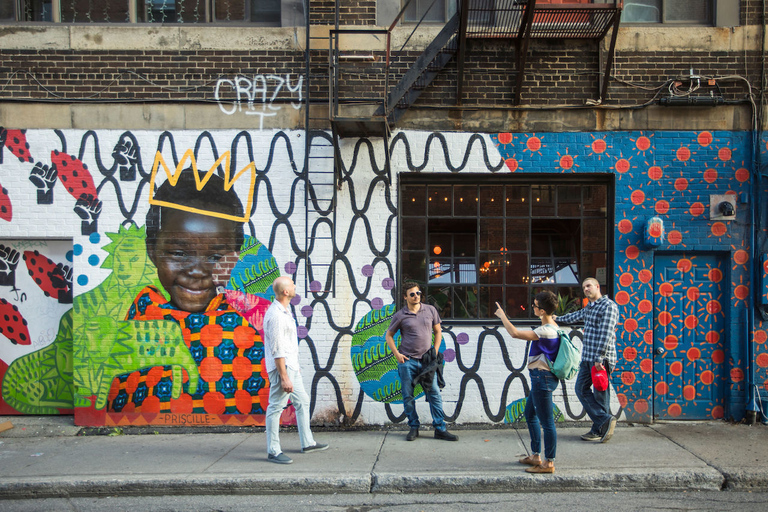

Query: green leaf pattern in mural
left=69, top=224, right=200, bottom=410
left=1, top=309, right=74, bottom=414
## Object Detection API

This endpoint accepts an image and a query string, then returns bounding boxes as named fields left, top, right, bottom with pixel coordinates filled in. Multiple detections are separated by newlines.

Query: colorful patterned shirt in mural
left=557, top=295, right=618, bottom=367
left=107, top=286, right=269, bottom=415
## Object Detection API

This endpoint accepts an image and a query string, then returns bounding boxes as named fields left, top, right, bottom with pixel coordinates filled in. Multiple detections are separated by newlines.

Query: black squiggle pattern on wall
left=51, top=129, right=587, bottom=424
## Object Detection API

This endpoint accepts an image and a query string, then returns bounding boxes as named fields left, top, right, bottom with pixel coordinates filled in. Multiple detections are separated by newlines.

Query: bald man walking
left=263, top=276, right=328, bottom=464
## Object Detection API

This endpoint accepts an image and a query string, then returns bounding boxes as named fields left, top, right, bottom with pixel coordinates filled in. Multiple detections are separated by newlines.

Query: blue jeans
left=398, top=357, right=447, bottom=431
left=575, top=361, right=613, bottom=434
left=525, top=369, right=559, bottom=461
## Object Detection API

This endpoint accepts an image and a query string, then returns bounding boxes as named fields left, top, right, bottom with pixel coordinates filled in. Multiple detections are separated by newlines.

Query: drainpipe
left=745, top=96, right=760, bottom=425
left=747, top=0, right=768, bottom=424
left=747, top=138, right=762, bottom=424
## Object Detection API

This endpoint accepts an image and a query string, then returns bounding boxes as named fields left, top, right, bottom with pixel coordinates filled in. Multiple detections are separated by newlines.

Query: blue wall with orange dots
left=491, top=130, right=757, bottom=422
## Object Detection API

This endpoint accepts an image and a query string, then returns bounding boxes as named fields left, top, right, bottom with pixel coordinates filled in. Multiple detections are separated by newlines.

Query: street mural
left=0, top=127, right=765, bottom=426
left=0, top=239, right=74, bottom=415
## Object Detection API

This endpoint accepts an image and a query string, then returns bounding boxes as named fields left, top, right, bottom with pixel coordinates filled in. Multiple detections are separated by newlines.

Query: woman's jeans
left=525, top=368, right=559, bottom=461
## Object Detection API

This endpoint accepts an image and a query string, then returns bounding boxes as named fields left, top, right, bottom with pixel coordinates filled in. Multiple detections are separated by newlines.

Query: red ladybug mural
left=22, top=250, right=72, bottom=304
left=0, top=184, right=11, bottom=222
left=0, top=299, right=30, bottom=345
left=50, top=150, right=98, bottom=201
left=2, top=129, right=34, bottom=163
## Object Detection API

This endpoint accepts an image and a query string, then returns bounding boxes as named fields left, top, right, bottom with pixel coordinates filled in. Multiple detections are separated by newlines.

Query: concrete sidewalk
left=0, top=416, right=767, bottom=499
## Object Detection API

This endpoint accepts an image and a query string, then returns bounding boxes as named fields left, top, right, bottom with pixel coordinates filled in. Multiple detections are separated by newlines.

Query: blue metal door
left=653, top=253, right=726, bottom=419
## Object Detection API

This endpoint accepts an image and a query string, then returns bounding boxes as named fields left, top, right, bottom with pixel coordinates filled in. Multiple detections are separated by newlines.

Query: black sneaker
left=406, top=427, right=419, bottom=441
left=434, top=429, right=458, bottom=441
left=600, top=417, right=617, bottom=443
left=301, top=442, right=329, bottom=453
left=581, top=431, right=601, bottom=442
left=267, top=452, right=293, bottom=464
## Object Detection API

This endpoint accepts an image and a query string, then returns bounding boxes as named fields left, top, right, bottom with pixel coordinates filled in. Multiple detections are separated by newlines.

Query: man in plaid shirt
left=557, top=277, right=619, bottom=443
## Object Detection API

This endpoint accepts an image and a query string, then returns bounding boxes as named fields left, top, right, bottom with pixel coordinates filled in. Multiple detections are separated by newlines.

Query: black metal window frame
left=403, top=0, right=455, bottom=23
left=4, top=0, right=285, bottom=24
left=398, top=173, right=614, bottom=323
left=620, top=0, right=713, bottom=25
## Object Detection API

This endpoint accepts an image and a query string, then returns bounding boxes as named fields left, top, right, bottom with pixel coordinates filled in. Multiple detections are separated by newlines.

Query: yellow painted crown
left=149, top=149, right=256, bottom=223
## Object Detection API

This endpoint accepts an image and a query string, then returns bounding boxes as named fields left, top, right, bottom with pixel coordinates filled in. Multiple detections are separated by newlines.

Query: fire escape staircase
left=328, top=0, right=623, bottom=138
left=372, top=12, right=461, bottom=126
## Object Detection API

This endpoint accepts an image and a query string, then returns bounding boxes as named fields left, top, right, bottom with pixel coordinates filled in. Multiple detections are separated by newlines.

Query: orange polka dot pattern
left=108, top=286, right=269, bottom=415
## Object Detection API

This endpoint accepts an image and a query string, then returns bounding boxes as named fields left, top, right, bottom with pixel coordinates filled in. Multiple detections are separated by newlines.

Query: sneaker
left=434, top=429, right=459, bottom=441
left=601, top=416, right=617, bottom=443
left=267, top=452, right=293, bottom=464
left=301, top=442, right=329, bottom=453
left=581, top=431, right=601, bottom=442
left=406, top=427, right=419, bottom=441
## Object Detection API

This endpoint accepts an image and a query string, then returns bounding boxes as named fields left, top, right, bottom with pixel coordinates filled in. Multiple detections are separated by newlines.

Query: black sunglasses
left=409, top=291, right=422, bottom=297
left=531, top=303, right=539, bottom=309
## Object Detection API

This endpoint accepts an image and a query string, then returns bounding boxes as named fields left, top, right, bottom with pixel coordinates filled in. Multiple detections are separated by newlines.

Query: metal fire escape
left=457, top=0, right=623, bottom=106
left=303, top=0, right=340, bottom=298
left=328, top=0, right=623, bottom=133
left=305, top=1, right=622, bottom=295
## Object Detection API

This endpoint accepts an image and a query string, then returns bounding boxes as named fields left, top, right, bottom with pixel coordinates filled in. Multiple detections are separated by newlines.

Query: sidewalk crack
left=369, top=429, right=388, bottom=493
left=200, top=434, right=251, bottom=473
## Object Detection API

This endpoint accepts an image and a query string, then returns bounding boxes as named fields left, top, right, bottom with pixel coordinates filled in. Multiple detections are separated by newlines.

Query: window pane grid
left=622, top=0, right=712, bottom=24
left=13, top=0, right=286, bottom=23
left=401, top=179, right=610, bottom=321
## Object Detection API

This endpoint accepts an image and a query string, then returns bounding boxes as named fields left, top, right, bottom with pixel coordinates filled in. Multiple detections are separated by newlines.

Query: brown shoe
left=525, top=463, right=555, bottom=474
left=519, top=455, right=541, bottom=466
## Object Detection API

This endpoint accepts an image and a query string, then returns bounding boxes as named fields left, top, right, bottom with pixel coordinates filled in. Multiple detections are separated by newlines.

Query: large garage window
left=399, top=175, right=612, bottom=320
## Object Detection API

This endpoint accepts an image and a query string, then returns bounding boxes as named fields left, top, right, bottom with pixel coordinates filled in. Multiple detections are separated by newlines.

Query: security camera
left=718, top=201, right=735, bottom=217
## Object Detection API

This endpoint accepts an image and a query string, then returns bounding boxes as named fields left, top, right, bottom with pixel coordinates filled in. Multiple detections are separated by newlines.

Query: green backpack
left=547, top=327, right=581, bottom=380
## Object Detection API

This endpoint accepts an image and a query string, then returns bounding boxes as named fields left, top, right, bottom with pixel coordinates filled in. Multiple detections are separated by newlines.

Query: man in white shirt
left=263, top=276, right=328, bottom=464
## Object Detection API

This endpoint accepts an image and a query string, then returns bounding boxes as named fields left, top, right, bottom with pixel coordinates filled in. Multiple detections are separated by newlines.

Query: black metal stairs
left=374, top=12, right=461, bottom=126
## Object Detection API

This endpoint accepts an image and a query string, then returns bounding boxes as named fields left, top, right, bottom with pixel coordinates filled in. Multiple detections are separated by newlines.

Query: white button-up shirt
left=262, top=300, right=301, bottom=373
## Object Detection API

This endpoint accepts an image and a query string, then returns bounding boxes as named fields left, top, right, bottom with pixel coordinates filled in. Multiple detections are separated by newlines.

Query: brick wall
left=743, top=0, right=765, bottom=25
left=389, top=40, right=759, bottom=107
left=0, top=40, right=758, bottom=109
left=0, top=50, right=306, bottom=101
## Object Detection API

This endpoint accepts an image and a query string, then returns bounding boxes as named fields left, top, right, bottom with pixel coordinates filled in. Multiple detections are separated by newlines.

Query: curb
left=371, top=468, right=725, bottom=493
left=0, top=469, right=730, bottom=499
left=721, top=470, right=768, bottom=490
left=0, top=475, right=372, bottom=499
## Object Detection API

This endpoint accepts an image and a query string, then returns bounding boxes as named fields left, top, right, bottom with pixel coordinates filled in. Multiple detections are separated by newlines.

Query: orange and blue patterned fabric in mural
left=107, top=286, right=269, bottom=415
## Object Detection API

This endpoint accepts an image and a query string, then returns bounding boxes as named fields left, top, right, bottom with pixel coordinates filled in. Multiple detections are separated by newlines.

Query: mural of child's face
left=148, top=209, right=238, bottom=313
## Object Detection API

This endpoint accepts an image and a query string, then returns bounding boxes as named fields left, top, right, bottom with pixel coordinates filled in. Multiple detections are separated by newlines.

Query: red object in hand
left=591, top=366, right=609, bottom=392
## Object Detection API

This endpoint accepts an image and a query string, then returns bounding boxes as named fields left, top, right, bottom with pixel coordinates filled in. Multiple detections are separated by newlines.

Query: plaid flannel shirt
left=557, top=295, right=619, bottom=366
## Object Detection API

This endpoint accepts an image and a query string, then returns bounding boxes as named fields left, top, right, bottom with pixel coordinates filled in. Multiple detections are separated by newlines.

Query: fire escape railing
left=329, top=0, right=442, bottom=136
left=463, top=0, right=621, bottom=39
left=459, top=0, right=623, bottom=105
left=328, top=0, right=623, bottom=135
